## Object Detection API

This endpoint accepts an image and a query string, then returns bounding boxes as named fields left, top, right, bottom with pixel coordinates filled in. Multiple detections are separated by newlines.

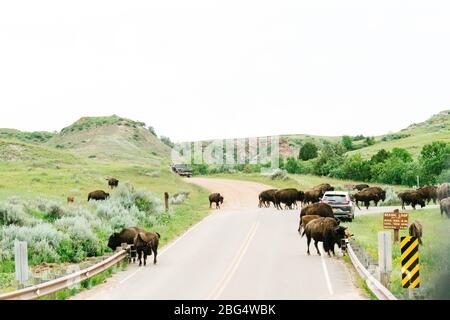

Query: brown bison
left=353, top=189, right=381, bottom=210
left=353, top=184, right=370, bottom=191
left=440, top=197, right=450, bottom=218
left=298, top=215, right=321, bottom=234
left=302, top=218, right=347, bottom=257
left=67, top=196, right=75, bottom=204
left=417, top=186, right=437, bottom=205
left=108, top=227, right=146, bottom=263
left=88, top=190, right=110, bottom=201
left=134, top=231, right=161, bottom=267
left=259, top=189, right=278, bottom=208
left=106, top=178, right=119, bottom=189
left=303, top=190, right=323, bottom=205
left=209, top=193, right=224, bottom=209
left=274, top=189, right=305, bottom=210
left=398, top=191, right=426, bottom=210
left=299, top=203, right=335, bottom=233
left=313, top=184, right=335, bottom=196
left=437, top=183, right=450, bottom=201
left=409, top=221, right=423, bottom=246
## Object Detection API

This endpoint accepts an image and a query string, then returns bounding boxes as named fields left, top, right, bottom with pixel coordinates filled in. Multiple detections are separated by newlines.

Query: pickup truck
left=171, top=164, right=193, bottom=178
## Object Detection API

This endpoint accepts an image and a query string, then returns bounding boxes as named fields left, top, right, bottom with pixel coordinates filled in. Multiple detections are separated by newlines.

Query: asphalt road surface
left=73, top=178, right=391, bottom=300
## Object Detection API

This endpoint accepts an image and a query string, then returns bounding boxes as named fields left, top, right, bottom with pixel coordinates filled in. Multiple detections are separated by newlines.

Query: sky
left=0, top=0, right=449, bottom=142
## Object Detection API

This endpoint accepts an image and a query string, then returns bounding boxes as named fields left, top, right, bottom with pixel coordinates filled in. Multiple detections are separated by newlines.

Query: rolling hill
left=180, top=110, right=449, bottom=160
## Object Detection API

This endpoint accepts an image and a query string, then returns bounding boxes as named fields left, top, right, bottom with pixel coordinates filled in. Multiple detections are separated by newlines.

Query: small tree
left=299, top=142, right=318, bottom=161
left=342, top=136, right=353, bottom=151
left=285, top=157, right=300, bottom=174
left=365, top=137, right=376, bottom=146
left=420, top=141, right=450, bottom=179
left=370, top=149, right=390, bottom=164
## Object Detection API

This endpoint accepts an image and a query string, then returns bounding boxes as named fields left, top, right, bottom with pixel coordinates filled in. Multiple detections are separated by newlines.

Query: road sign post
left=378, top=232, right=392, bottom=288
left=384, top=209, right=409, bottom=243
left=14, top=241, right=29, bottom=288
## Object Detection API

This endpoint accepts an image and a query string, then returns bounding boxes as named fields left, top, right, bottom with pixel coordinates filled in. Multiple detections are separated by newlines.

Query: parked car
left=171, top=164, right=193, bottom=178
left=321, top=191, right=355, bottom=222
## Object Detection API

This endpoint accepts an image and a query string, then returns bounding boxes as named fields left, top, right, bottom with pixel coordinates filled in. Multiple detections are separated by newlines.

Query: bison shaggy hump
left=301, top=203, right=334, bottom=219
left=88, top=190, right=110, bottom=201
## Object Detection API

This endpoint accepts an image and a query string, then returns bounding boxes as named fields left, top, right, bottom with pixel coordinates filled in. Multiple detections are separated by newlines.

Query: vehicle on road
left=321, top=191, right=355, bottom=222
left=171, top=163, right=193, bottom=178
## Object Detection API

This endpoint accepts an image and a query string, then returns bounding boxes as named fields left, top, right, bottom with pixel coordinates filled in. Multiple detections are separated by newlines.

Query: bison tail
left=301, top=230, right=306, bottom=239
left=156, top=232, right=161, bottom=239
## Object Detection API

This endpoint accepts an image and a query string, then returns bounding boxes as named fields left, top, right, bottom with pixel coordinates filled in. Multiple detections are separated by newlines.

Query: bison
left=67, top=196, right=75, bottom=204
left=299, top=203, right=335, bottom=233
left=440, top=197, right=450, bottom=218
left=302, top=217, right=347, bottom=257
left=88, top=190, right=110, bottom=201
left=398, top=191, right=426, bottom=210
left=259, top=189, right=278, bottom=208
left=417, top=186, right=437, bottom=205
left=353, top=189, right=381, bottom=210
left=134, top=231, right=161, bottom=267
left=313, top=184, right=335, bottom=196
left=106, top=178, right=119, bottom=189
left=353, top=184, right=370, bottom=192
left=437, top=183, right=450, bottom=201
left=303, top=190, right=323, bottom=205
left=409, top=221, right=423, bottom=246
left=274, top=189, right=305, bottom=210
left=364, top=187, right=386, bottom=203
left=108, top=227, right=146, bottom=263
left=298, top=215, right=321, bottom=234
left=209, top=193, right=224, bottom=209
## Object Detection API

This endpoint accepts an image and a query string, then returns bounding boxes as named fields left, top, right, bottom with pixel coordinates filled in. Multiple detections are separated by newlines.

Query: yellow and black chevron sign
left=401, top=236, right=420, bottom=289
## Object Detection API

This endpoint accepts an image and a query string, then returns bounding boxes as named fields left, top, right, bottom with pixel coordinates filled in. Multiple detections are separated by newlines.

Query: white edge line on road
left=208, top=221, right=260, bottom=300
left=320, top=249, right=335, bottom=296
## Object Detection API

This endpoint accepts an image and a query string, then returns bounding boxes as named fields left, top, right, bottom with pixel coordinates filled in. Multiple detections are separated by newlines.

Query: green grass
left=343, top=208, right=450, bottom=298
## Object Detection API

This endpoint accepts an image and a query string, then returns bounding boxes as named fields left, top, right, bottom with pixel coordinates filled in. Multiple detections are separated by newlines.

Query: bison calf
left=108, top=227, right=145, bottom=263
left=134, top=231, right=161, bottom=267
left=409, top=221, right=423, bottom=246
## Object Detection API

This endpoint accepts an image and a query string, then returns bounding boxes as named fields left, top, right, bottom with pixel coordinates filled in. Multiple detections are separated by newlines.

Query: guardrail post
left=14, top=241, right=29, bottom=289
left=378, top=231, right=392, bottom=289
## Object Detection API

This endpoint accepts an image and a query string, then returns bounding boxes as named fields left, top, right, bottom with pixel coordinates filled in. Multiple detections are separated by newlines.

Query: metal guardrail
left=0, top=248, right=130, bottom=300
left=347, top=243, right=398, bottom=300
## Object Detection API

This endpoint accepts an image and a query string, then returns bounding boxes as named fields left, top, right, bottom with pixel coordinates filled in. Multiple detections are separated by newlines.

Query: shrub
left=0, top=202, right=34, bottom=226
left=269, top=169, right=288, bottom=180
left=382, top=186, right=400, bottom=205
left=36, top=199, right=65, bottom=221
left=299, top=142, right=318, bottom=161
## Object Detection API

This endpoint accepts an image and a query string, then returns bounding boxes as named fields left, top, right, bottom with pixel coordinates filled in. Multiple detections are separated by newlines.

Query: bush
left=0, top=202, right=35, bottom=226
left=36, top=199, right=65, bottom=221
left=269, top=169, right=288, bottom=180
left=383, top=186, right=400, bottom=205
left=299, top=143, right=318, bottom=161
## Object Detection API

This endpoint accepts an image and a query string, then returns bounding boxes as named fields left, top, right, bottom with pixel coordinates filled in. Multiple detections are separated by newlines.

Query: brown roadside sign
left=384, top=210, right=409, bottom=230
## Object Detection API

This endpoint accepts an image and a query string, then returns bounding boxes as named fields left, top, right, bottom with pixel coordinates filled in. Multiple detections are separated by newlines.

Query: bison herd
left=255, top=182, right=450, bottom=258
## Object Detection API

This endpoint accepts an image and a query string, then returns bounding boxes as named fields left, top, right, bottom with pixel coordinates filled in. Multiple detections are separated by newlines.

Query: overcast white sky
left=0, top=1, right=449, bottom=142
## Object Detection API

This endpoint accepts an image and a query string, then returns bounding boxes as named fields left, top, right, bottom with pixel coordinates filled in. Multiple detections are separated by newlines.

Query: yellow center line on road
left=207, top=221, right=260, bottom=300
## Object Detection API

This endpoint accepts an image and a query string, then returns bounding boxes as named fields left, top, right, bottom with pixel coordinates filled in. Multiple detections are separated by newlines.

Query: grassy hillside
left=47, top=115, right=171, bottom=164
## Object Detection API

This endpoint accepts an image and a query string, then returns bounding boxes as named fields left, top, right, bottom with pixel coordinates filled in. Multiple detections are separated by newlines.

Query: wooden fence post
left=164, top=192, right=169, bottom=212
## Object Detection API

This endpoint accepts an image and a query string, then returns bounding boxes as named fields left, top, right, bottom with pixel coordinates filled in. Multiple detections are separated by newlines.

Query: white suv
left=321, top=191, right=356, bottom=222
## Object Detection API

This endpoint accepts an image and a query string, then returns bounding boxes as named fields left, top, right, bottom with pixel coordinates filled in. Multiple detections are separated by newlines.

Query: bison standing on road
left=88, top=190, right=110, bottom=201
left=134, top=231, right=161, bottom=267
left=417, top=186, right=437, bottom=205
left=209, top=193, right=224, bottom=209
left=299, top=203, right=335, bottom=233
left=398, top=191, right=426, bottom=210
left=259, top=189, right=278, bottom=208
left=274, top=189, right=305, bottom=210
left=314, top=184, right=335, bottom=196
left=409, top=221, right=423, bottom=246
left=437, top=183, right=450, bottom=201
left=108, top=227, right=146, bottom=263
left=440, top=197, right=450, bottom=218
left=302, top=217, right=347, bottom=257
left=353, top=184, right=370, bottom=192
left=303, top=190, right=322, bottom=205
left=353, top=189, right=381, bottom=210
left=107, top=178, right=119, bottom=189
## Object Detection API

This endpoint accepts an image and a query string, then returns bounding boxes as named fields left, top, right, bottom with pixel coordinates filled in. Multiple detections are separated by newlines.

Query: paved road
left=73, top=178, right=367, bottom=300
